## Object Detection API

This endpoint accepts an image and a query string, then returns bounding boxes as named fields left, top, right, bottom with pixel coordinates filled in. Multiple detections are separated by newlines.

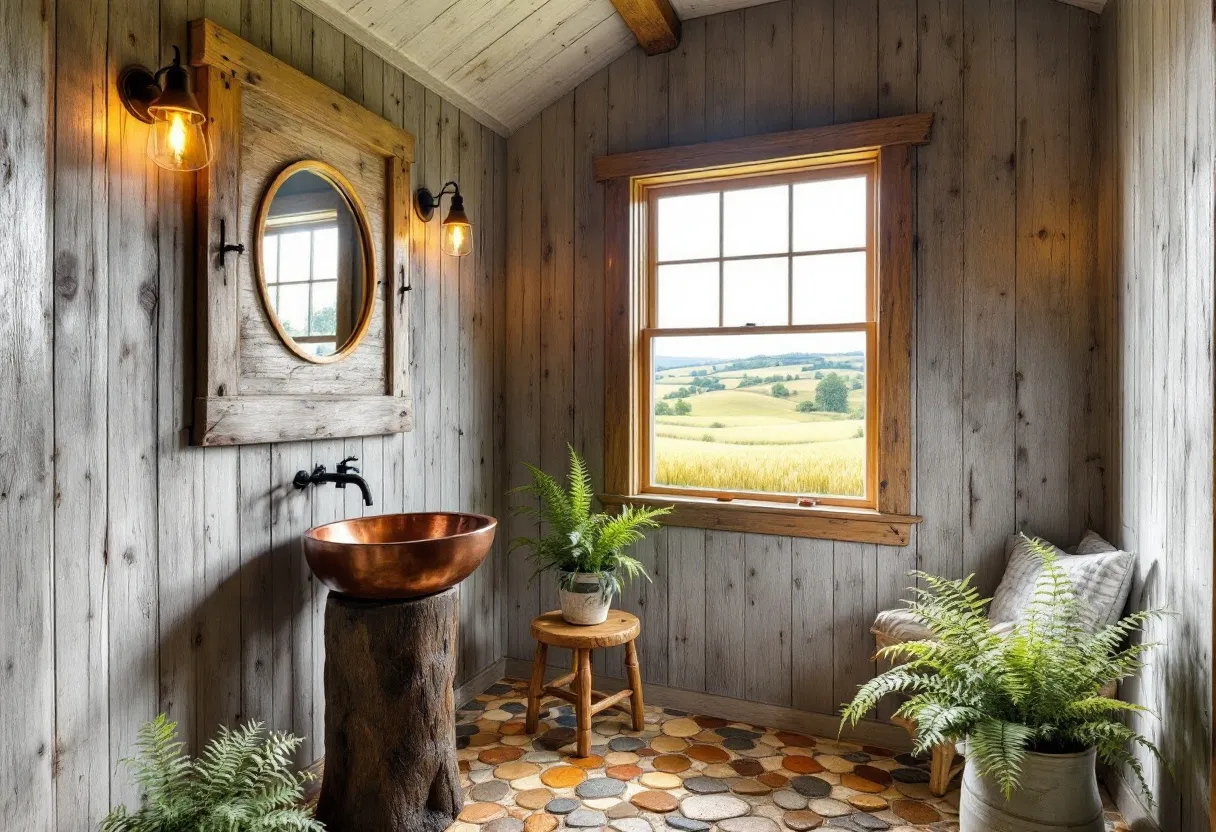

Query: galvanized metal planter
left=960, top=746, right=1104, bottom=832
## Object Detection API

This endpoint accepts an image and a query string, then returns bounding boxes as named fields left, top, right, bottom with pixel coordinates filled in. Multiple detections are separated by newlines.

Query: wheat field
left=654, top=435, right=865, bottom=497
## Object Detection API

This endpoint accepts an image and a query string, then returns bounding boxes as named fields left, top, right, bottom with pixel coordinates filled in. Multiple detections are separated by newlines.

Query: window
left=262, top=216, right=344, bottom=357
left=596, top=114, right=929, bottom=545
left=644, top=166, right=875, bottom=508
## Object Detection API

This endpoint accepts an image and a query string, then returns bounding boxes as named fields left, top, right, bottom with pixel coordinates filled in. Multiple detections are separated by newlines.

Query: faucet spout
left=293, top=461, right=375, bottom=507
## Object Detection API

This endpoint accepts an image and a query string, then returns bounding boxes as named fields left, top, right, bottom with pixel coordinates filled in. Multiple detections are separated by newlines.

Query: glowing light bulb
left=168, top=112, right=188, bottom=162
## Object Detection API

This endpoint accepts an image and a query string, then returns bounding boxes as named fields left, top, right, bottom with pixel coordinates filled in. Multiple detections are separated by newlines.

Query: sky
left=653, top=331, right=866, bottom=361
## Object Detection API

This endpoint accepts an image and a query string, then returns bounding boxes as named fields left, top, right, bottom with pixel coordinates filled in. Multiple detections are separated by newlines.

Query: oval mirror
left=255, top=161, right=374, bottom=363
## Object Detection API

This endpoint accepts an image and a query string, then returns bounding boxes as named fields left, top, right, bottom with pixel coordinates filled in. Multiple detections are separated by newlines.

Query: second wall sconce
left=415, top=181, right=473, bottom=257
left=118, top=46, right=212, bottom=172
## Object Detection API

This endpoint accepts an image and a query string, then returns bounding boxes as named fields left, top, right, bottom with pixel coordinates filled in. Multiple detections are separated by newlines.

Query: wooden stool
left=525, top=610, right=644, bottom=757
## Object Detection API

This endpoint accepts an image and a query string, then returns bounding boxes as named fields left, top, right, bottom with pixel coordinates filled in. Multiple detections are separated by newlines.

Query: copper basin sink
left=303, top=512, right=496, bottom=600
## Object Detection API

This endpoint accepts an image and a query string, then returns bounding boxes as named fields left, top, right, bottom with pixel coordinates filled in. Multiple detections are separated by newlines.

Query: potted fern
left=511, top=445, right=671, bottom=625
left=102, top=714, right=322, bottom=832
left=841, top=538, right=1163, bottom=831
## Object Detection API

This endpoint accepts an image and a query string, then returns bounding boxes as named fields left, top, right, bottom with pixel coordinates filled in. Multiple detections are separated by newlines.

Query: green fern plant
left=510, top=444, right=671, bottom=599
left=840, top=536, right=1165, bottom=802
left=102, top=714, right=323, bottom=832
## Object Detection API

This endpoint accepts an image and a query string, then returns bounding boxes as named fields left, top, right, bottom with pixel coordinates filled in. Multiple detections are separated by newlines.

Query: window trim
left=598, top=114, right=932, bottom=546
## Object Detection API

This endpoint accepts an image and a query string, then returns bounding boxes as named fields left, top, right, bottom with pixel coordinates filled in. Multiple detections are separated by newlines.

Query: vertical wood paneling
left=2, top=0, right=54, bottom=827
left=539, top=95, right=576, bottom=672
left=440, top=98, right=462, bottom=512
left=156, top=0, right=208, bottom=766
left=831, top=542, right=877, bottom=713
left=915, top=0, right=965, bottom=582
left=1015, top=0, right=1073, bottom=545
left=667, top=528, right=706, bottom=692
left=1098, top=1, right=1213, bottom=828
left=704, top=531, right=747, bottom=699
left=704, top=11, right=746, bottom=141
left=791, top=0, right=834, bottom=129
left=666, top=19, right=705, bottom=145
left=506, top=0, right=1111, bottom=738
left=744, top=2, right=792, bottom=135
left=8, top=1, right=509, bottom=826
left=109, top=0, right=166, bottom=806
left=791, top=539, right=834, bottom=715
left=53, top=0, right=112, bottom=824
left=961, top=0, right=1017, bottom=596
left=744, top=535, right=792, bottom=707
left=506, top=117, right=543, bottom=661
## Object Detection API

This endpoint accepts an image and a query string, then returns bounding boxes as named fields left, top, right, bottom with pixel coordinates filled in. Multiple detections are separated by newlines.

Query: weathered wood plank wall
left=505, top=0, right=1107, bottom=719
left=1097, top=1, right=1214, bottom=829
left=2, top=0, right=508, bottom=827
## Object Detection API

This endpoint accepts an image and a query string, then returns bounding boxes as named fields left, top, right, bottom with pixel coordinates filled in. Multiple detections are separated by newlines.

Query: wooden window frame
left=596, top=114, right=932, bottom=546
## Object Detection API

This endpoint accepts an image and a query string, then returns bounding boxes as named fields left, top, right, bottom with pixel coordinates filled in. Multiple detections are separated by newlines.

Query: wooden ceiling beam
left=609, top=0, right=682, bottom=55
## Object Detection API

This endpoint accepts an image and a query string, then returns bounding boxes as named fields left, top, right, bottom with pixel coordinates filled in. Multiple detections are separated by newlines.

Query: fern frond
left=103, top=716, right=319, bottom=832
left=969, top=719, right=1034, bottom=799
left=839, top=536, right=1166, bottom=804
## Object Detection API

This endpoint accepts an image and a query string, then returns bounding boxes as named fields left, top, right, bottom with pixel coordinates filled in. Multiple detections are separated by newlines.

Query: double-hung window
left=645, top=165, right=875, bottom=507
left=597, top=115, right=929, bottom=545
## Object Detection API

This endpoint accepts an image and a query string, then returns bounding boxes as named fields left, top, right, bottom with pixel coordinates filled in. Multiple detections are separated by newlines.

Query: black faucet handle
left=337, top=456, right=360, bottom=474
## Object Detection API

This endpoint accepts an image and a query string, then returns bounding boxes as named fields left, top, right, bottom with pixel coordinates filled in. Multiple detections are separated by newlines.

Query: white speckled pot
left=960, top=745, right=1103, bottom=832
left=558, top=572, right=612, bottom=625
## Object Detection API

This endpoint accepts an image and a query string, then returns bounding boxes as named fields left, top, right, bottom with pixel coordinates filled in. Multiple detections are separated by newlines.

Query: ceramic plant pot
left=558, top=571, right=612, bottom=625
left=960, top=745, right=1103, bottom=832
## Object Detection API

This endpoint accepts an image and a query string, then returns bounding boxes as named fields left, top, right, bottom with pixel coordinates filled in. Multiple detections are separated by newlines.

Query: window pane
left=657, top=263, right=720, bottom=328
left=310, top=280, right=338, bottom=337
left=312, top=226, right=339, bottom=281
left=262, top=234, right=279, bottom=285
left=276, top=230, right=313, bottom=282
left=651, top=332, right=868, bottom=499
left=657, top=192, right=719, bottom=261
left=723, top=185, right=788, bottom=257
left=723, top=257, right=788, bottom=326
left=275, top=283, right=309, bottom=337
left=792, top=252, right=868, bottom=324
left=793, top=176, right=867, bottom=252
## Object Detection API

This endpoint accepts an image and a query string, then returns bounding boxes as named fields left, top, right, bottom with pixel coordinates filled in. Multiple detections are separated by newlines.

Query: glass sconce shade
left=442, top=195, right=473, bottom=257
left=147, top=108, right=212, bottom=172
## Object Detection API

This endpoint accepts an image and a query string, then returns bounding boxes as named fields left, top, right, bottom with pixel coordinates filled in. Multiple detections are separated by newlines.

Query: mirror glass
left=258, top=163, right=371, bottom=361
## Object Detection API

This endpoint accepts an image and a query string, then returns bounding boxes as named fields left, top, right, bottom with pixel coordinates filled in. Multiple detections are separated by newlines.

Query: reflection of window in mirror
left=261, top=170, right=365, bottom=358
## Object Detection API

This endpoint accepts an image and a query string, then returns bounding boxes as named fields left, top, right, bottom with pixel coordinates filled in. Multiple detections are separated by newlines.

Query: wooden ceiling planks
left=302, top=0, right=1108, bottom=135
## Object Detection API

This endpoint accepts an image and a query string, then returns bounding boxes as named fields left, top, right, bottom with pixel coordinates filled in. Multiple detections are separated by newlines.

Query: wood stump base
left=316, top=588, right=463, bottom=832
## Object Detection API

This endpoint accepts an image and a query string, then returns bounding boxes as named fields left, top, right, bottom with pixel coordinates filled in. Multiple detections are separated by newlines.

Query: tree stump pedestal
left=316, top=587, right=463, bottom=832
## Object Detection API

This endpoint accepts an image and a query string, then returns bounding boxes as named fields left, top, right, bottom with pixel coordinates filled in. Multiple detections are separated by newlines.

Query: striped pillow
left=989, top=533, right=1135, bottom=632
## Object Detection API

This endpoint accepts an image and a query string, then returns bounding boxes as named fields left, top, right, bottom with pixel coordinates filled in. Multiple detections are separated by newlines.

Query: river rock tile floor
left=447, top=678, right=1129, bottom=832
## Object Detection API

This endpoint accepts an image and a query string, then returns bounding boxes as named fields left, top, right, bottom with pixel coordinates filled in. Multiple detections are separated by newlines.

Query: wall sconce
left=118, top=46, right=212, bottom=172
left=415, top=181, right=473, bottom=257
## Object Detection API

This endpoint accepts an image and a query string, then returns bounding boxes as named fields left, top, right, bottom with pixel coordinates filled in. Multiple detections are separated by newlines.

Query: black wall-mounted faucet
left=294, top=456, right=374, bottom=507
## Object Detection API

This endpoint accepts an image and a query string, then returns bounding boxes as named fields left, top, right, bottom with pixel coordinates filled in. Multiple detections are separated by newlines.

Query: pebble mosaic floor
left=449, top=678, right=1130, bottom=832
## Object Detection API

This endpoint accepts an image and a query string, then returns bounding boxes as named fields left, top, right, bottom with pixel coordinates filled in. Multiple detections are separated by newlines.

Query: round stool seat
left=526, top=610, right=646, bottom=757
left=531, top=610, right=640, bottom=649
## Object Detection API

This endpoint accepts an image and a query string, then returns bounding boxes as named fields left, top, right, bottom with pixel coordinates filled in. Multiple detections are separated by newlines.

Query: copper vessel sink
left=303, top=512, right=496, bottom=600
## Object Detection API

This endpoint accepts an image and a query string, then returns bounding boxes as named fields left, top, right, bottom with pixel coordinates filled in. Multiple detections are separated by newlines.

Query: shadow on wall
left=122, top=472, right=322, bottom=770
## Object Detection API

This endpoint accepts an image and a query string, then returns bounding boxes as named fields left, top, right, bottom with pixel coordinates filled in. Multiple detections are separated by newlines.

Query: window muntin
left=262, top=215, right=343, bottom=358
left=641, top=162, right=877, bottom=508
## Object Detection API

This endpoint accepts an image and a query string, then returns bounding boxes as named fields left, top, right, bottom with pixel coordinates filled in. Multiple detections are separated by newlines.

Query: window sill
left=599, top=493, right=920, bottom=547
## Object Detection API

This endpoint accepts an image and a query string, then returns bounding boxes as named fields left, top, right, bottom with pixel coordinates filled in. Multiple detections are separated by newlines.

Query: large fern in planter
left=840, top=536, right=1165, bottom=801
left=510, top=444, right=671, bottom=598
left=102, top=714, right=323, bottom=832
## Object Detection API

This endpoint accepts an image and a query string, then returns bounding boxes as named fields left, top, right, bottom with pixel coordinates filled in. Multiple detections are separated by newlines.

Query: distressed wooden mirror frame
left=189, top=18, right=414, bottom=446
